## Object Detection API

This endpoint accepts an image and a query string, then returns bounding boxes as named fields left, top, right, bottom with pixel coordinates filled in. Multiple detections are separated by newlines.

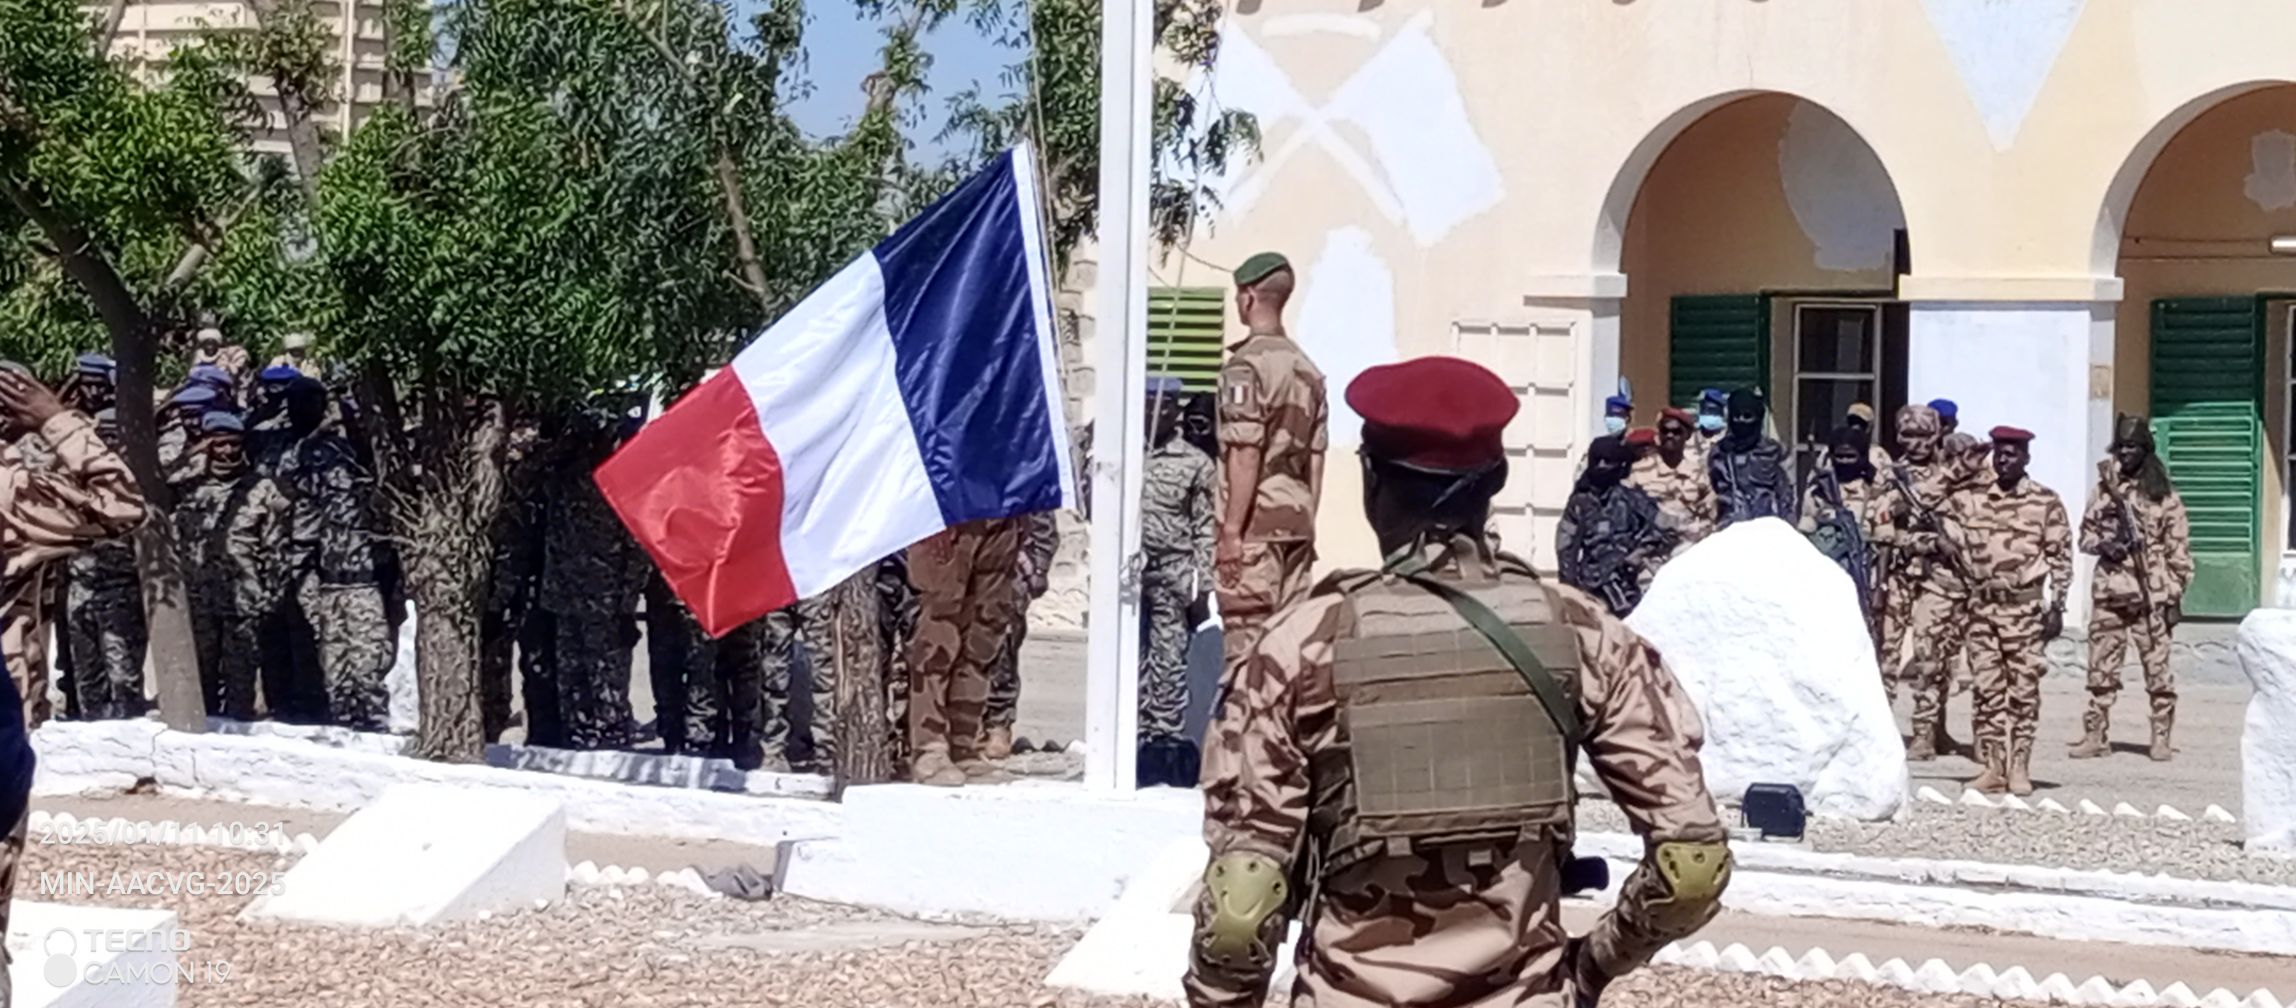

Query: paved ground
left=1008, top=621, right=2258, bottom=813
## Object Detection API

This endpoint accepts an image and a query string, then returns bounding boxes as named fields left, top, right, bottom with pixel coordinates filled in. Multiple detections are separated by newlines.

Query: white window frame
left=1786, top=300, right=1888, bottom=477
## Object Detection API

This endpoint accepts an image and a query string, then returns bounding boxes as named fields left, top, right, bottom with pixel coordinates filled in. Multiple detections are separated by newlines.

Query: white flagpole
left=1084, top=0, right=1151, bottom=793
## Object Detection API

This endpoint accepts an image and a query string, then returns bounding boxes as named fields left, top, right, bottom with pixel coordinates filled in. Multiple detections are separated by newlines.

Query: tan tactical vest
left=1307, top=557, right=1582, bottom=878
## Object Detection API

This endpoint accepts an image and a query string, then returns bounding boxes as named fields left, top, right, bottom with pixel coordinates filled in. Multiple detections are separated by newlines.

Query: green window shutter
left=1669, top=294, right=1770, bottom=408
left=2150, top=296, right=2263, bottom=616
left=1148, top=287, right=1226, bottom=392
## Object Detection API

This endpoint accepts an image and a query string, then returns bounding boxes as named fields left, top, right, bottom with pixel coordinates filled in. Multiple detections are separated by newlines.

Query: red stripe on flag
left=594, top=369, right=796, bottom=636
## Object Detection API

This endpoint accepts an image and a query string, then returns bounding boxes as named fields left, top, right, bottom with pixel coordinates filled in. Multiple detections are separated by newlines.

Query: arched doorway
left=2108, top=83, right=2296, bottom=613
left=1613, top=93, right=1910, bottom=480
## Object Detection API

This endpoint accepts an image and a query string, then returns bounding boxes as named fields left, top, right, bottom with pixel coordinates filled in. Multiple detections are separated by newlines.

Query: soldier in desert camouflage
left=1628, top=407, right=1716, bottom=554
left=1870, top=403, right=1969, bottom=755
left=1942, top=427, right=2072, bottom=795
left=1215, top=252, right=1327, bottom=673
left=2072, top=414, right=2192, bottom=762
left=1188, top=356, right=1730, bottom=1008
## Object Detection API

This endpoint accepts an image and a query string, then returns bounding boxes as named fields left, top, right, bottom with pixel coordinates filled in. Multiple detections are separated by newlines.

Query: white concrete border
left=1911, top=784, right=2240, bottom=823
left=1651, top=940, right=2287, bottom=1008
left=33, top=720, right=841, bottom=847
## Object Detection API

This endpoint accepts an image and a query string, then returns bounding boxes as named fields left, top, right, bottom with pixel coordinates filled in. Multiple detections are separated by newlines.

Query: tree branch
left=97, top=0, right=131, bottom=56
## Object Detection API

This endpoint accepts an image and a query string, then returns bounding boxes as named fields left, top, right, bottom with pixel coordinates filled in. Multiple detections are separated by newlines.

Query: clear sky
left=774, top=3, right=1019, bottom=157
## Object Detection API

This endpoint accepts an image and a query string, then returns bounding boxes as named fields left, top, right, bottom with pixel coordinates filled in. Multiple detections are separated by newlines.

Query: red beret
left=1660, top=407, right=1694, bottom=426
left=1347, top=356, right=1517, bottom=470
left=1624, top=427, right=1658, bottom=448
left=1989, top=425, right=2034, bottom=444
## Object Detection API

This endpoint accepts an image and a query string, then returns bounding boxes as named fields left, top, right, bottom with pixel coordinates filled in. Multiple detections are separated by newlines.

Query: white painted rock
left=2234, top=610, right=2296, bottom=854
left=1626, top=518, right=1908, bottom=819
left=386, top=605, right=419, bottom=734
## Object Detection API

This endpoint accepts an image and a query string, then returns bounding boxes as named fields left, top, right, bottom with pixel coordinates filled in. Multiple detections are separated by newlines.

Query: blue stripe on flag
left=872, top=150, right=1065, bottom=525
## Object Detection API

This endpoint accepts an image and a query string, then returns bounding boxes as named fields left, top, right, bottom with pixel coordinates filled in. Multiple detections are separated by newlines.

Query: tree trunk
left=244, top=0, right=326, bottom=204
left=829, top=569, right=892, bottom=792
left=2, top=178, right=206, bottom=731
left=404, top=402, right=505, bottom=762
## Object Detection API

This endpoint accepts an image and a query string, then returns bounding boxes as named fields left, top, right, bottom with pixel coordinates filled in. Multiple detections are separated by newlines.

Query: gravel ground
left=15, top=841, right=2012, bottom=1007
left=1578, top=800, right=2296, bottom=886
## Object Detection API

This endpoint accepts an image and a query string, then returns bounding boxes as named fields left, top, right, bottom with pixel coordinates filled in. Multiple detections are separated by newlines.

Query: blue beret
left=259, top=365, right=301, bottom=383
left=188, top=364, right=235, bottom=388
left=1699, top=388, right=1727, bottom=409
left=76, top=353, right=116, bottom=376
left=169, top=386, right=219, bottom=407
left=200, top=411, right=245, bottom=434
left=1145, top=376, right=1185, bottom=397
left=1604, top=394, right=1632, bottom=412
left=1927, top=398, right=1958, bottom=419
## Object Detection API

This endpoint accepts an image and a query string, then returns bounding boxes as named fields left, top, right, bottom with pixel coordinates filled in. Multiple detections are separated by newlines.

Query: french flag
left=596, top=147, right=1075, bottom=636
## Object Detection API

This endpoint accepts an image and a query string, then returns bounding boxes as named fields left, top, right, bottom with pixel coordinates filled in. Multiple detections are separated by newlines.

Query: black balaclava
left=1578, top=434, right=1635, bottom=493
left=1829, top=425, right=1875, bottom=483
left=1724, top=389, right=1766, bottom=448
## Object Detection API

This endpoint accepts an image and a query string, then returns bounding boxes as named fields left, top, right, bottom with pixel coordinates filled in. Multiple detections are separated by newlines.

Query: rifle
left=2097, top=460, right=2156, bottom=618
left=1886, top=463, right=1973, bottom=585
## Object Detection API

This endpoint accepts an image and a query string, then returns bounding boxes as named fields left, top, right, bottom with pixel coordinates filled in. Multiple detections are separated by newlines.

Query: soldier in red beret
left=1940, top=425, right=2072, bottom=795
left=1189, top=356, right=1730, bottom=1008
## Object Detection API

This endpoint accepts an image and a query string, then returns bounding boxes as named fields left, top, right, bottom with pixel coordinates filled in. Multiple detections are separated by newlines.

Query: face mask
left=1602, top=416, right=1626, bottom=435
left=1698, top=415, right=1724, bottom=434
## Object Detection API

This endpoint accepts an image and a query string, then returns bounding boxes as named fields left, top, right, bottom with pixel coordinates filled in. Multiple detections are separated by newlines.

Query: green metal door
left=1148, top=287, right=1226, bottom=392
left=2149, top=297, right=2264, bottom=616
left=1669, top=294, right=1770, bottom=408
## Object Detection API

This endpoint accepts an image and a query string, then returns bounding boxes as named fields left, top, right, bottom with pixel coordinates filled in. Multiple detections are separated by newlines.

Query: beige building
left=100, top=1, right=402, bottom=157
left=1147, top=0, right=2296, bottom=620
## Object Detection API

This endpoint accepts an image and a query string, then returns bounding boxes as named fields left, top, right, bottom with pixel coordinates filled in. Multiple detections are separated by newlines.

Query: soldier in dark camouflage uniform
left=1708, top=388, right=1796, bottom=528
left=178, top=413, right=291, bottom=721
left=1557, top=434, right=1672, bottom=618
left=760, top=571, right=881, bottom=772
left=877, top=553, right=919, bottom=765
left=64, top=410, right=147, bottom=719
left=538, top=415, right=649, bottom=750
left=481, top=424, right=544, bottom=743
left=1140, top=379, right=1215, bottom=782
left=279, top=380, right=392, bottom=731
left=645, top=582, right=766, bottom=766
left=981, top=510, right=1057, bottom=759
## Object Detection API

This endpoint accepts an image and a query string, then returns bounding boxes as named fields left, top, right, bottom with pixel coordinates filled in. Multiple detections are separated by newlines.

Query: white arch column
left=1899, top=274, right=2124, bottom=625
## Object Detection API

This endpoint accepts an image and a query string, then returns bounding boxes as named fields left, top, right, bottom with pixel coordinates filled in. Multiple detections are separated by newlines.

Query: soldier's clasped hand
left=0, top=370, right=68, bottom=433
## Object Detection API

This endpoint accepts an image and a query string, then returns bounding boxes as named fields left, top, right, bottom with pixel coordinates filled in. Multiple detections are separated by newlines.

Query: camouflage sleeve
left=1769, top=457, right=1798, bottom=524
left=1187, top=454, right=1216, bottom=583
left=0, top=412, right=148, bottom=578
left=1190, top=597, right=1343, bottom=1007
left=2046, top=494, right=2073, bottom=614
left=2078, top=480, right=2110, bottom=556
left=1554, top=498, right=1586, bottom=589
left=2163, top=493, right=2194, bottom=601
left=1555, top=586, right=1729, bottom=980
left=1628, top=487, right=1672, bottom=562
left=1216, top=358, right=1267, bottom=449
left=1705, top=454, right=1731, bottom=523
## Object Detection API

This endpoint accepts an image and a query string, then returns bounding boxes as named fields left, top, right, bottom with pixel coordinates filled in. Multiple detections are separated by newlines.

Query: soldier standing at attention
left=2072, top=415, right=2192, bottom=762
left=540, top=411, right=649, bottom=750
left=980, top=510, right=1057, bottom=760
left=1187, top=356, right=1730, bottom=1008
left=906, top=518, right=1024, bottom=786
left=1799, top=426, right=1881, bottom=621
left=1871, top=404, right=1963, bottom=745
left=1707, top=389, right=1796, bottom=528
left=180, top=412, right=290, bottom=721
left=1215, top=252, right=1327, bottom=670
left=280, top=380, right=393, bottom=731
left=1845, top=402, right=1894, bottom=472
left=1556, top=435, right=1670, bottom=617
left=1948, top=428, right=2071, bottom=795
left=760, top=570, right=883, bottom=772
left=65, top=410, right=148, bottom=719
left=1690, top=388, right=1727, bottom=467
left=1628, top=407, right=1716, bottom=553
left=1139, top=377, right=1217, bottom=785
left=1, top=363, right=147, bottom=1008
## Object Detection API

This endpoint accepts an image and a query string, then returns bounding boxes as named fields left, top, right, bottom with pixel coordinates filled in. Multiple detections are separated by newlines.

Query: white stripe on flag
left=1009, top=144, right=1077, bottom=512
left=730, top=256, right=944, bottom=597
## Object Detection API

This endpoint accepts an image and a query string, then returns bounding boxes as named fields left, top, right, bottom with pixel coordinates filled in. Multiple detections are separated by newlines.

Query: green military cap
left=1231, top=251, right=1290, bottom=288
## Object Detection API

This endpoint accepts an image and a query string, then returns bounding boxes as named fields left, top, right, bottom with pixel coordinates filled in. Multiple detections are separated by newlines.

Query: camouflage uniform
left=1798, top=469, right=1879, bottom=621
left=64, top=421, right=147, bottom=719
left=985, top=511, right=1059, bottom=734
left=2078, top=467, right=2193, bottom=753
left=539, top=463, right=648, bottom=750
left=761, top=569, right=882, bottom=770
left=1215, top=332, right=1327, bottom=668
left=1554, top=481, right=1670, bottom=617
left=877, top=553, right=920, bottom=763
left=1187, top=539, right=1729, bottom=1007
left=1708, top=436, right=1797, bottom=528
left=905, top=518, right=1022, bottom=774
left=1945, top=468, right=2072, bottom=791
left=646, top=578, right=723, bottom=755
left=1870, top=414, right=1976, bottom=754
left=1142, top=437, right=1216, bottom=741
left=284, top=429, right=393, bottom=731
left=1627, top=450, right=1715, bottom=551
left=2, top=410, right=146, bottom=1004
left=481, top=480, right=543, bottom=743
left=178, top=467, right=292, bottom=721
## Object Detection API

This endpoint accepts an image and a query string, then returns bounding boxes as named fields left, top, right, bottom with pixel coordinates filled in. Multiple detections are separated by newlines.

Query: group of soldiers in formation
left=1558, top=385, right=2195, bottom=794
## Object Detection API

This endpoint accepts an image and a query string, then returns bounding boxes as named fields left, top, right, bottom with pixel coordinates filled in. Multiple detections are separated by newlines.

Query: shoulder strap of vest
left=1370, top=543, right=1586, bottom=748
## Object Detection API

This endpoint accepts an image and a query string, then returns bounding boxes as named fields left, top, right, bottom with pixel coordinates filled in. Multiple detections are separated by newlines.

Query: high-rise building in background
left=96, top=1, right=413, bottom=158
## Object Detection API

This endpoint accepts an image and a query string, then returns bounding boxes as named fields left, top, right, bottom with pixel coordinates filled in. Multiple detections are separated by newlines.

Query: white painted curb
left=1652, top=940, right=2287, bottom=1007
left=1911, top=785, right=2238, bottom=824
